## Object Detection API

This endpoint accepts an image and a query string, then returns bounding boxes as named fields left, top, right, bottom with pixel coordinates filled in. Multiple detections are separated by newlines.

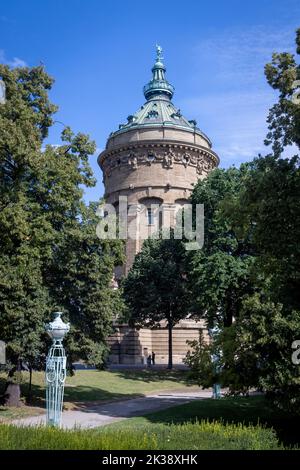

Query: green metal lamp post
left=208, top=327, right=222, bottom=399
left=45, top=312, right=70, bottom=427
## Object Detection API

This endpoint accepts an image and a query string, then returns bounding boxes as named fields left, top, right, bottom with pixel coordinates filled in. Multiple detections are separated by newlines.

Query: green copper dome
left=110, top=46, right=211, bottom=146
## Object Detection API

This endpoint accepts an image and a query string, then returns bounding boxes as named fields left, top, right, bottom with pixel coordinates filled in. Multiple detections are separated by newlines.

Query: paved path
left=12, top=390, right=212, bottom=429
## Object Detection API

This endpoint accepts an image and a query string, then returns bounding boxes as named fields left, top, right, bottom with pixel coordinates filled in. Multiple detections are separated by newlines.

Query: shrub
left=0, top=420, right=281, bottom=450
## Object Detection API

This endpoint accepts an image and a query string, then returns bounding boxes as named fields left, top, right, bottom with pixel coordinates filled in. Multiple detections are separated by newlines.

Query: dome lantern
left=143, top=45, right=175, bottom=101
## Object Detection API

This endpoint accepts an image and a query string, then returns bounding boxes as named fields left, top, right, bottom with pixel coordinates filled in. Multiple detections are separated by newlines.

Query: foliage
left=123, top=231, right=191, bottom=368
left=264, top=28, right=300, bottom=156
left=184, top=331, right=214, bottom=388
left=186, top=29, right=300, bottom=413
left=222, top=114, right=300, bottom=408
left=0, top=63, right=124, bottom=403
left=45, top=201, right=124, bottom=367
left=189, top=166, right=256, bottom=327
left=226, top=154, right=300, bottom=311
left=0, top=420, right=281, bottom=450
left=125, top=395, right=298, bottom=448
left=225, top=295, right=300, bottom=411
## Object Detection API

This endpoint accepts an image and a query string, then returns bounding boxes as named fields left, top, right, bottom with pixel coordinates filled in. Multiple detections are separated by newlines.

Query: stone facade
left=107, top=320, right=210, bottom=365
left=98, top=47, right=219, bottom=364
left=99, top=129, right=219, bottom=275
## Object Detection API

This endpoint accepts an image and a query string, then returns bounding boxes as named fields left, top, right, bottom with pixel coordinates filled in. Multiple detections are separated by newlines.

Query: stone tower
left=98, top=47, right=219, bottom=364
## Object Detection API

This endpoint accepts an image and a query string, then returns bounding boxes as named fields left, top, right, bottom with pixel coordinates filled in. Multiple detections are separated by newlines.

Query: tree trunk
left=4, top=360, right=22, bottom=407
left=224, top=311, right=232, bottom=327
left=4, top=384, right=21, bottom=407
left=167, top=320, right=173, bottom=369
left=224, top=295, right=233, bottom=327
left=27, top=365, right=33, bottom=404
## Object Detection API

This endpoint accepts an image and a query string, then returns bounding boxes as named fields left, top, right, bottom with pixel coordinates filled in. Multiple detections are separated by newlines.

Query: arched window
left=147, top=208, right=154, bottom=226
left=138, top=197, right=163, bottom=228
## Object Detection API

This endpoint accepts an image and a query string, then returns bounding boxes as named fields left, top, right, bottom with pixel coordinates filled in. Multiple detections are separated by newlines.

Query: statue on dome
left=156, top=44, right=163, bottom=62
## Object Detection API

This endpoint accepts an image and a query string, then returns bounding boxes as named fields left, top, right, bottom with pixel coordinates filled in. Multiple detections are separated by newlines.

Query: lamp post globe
left=46, top=311, right=70, bottom=343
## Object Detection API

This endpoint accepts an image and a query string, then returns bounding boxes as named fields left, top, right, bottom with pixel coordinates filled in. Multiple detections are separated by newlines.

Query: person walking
left=151, top=351, right=156, bottom=366
left=147, top=354, right=152, bottom=367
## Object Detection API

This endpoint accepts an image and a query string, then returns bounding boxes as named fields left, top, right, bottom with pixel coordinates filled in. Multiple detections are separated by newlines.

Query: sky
left=0, top=0, right=299, bottom=202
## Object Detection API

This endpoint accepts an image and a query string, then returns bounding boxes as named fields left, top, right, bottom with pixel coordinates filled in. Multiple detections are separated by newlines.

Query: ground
left=12, top=389, right=212, bottom=428
left=113, top=396, right=299, bottom=449
left=0, top=369, right=197, bottom=421
left=0, top=370, right=299, bottom=449
left=1, top=396, right=298, bottom=450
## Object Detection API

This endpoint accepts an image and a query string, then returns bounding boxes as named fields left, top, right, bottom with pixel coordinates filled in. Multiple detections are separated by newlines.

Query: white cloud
left=191, top=25, right=295, bottom=88
left=180, top=25, right=297, bottom=167
left=0, top=49, right=27, bottom=68
left=181, top=89, right=277, bottom=166
left=9, top=57, right=27, bottom=68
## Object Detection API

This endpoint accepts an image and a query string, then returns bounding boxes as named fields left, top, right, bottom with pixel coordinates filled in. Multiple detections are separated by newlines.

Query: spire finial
left=143, top=45, right=174, bottom=101
left=156, top=44, right=163, bottom=63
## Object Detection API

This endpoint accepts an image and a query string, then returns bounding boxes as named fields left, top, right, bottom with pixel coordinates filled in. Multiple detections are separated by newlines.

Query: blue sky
left=1, top=0, right=299, bottom=202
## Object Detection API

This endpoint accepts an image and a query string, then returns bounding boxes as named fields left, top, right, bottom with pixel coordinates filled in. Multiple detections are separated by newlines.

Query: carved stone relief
left=196, top=157, right=204, bottom=175
left=163, top=150, right=174, bottom=168
left=128, top=152, right=138, bottom=170
left=147, top=152, right=156, bottom=165
left=182, top=152, right=190, bottom=167
left=102, top=145, right=217, bottom=176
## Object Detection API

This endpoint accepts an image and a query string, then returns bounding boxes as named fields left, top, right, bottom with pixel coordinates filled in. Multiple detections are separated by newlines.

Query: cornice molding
left=99, top=141, right=219, bottom=179
left=104, top=184, right=192, bottom=201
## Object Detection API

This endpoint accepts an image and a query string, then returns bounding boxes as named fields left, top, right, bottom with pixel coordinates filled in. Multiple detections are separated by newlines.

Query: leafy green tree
left=0, top=64, right=57, bottom=405
left=189, top=166, right=255, bottom=328
left=231, top=295, right=300, bottom=411
left=264, top=28, right=300, bottom=156
left=123, top=232, right=191, bottom=369
left=47, top=201, right=124, bottom=367
left=228, top=154, right=300, bottom=311
left=213, top=30, right=300, bottom=409
left=221, top=153, right=300, bottom=407
left=0, top=64, right=123, bottom=405
left=186, top=30, right=300, bottom=410
left=184, top=331, right=214, bottom=388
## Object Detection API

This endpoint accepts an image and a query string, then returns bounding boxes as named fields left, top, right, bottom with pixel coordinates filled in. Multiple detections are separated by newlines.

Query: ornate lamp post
left=208, top=326, right=222, bottom=399
left=45, top=312, right=70, bottom=427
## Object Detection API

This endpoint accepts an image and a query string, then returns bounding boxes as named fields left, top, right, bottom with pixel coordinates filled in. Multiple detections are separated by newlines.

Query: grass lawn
left=108, top=395, right=299, bottom=448
left=0, top=368, right=196, bottom=420
left=1, top=396, right=298, bottom=450
left=1, top=370, right=298, bottom=449
left=0, top=418, right=281, bottom=450
left=0, top=405, right=44, bottom=423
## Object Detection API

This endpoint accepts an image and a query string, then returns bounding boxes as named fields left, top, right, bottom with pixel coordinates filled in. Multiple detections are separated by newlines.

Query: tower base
left=107, top=319, right=208, bottom=365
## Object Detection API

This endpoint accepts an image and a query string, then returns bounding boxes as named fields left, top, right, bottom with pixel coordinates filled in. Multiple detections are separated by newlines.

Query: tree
left=188, top=166, right=256, bottom=328
left=186, top=30, right=300, bottom=409
left=123, top=232, right=191, bottom=369
left=184, top=331, right=214, bottom=388
left=0, top=64, right=57, bottom=405
left=230, top=295, right=300, bottom=411
left=0, top=64, right=124, bottom=405
left=228, top=154, right=300, bottom=311
left=47, top=201, right=124, bottom=367
left=264, top=28, right=300, bottom=156
left=209, top=30, right=300, bottom=409
left=221, top=153, right=300, bottom=407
